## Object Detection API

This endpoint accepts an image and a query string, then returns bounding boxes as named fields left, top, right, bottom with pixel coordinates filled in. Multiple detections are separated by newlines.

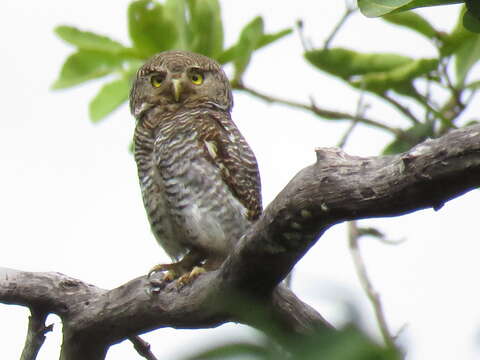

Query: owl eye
left=190, top=72, right=204, bottom=85
left=150, top=74, right=164, bottom=88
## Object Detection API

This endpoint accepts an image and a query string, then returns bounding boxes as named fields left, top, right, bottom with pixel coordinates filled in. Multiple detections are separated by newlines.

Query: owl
left=130, top=50, right=262, bottom=281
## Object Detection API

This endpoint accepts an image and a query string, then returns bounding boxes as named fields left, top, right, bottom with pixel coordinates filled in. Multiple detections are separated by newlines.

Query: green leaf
left=359, top=0, right=463, bottom=17
left=466, top=79, right=480, bottom=90
left=217, top=27, right=292, bottom=65
left=164, top=0, right=189, bottom=50
left=455, top=36, right=480, bottom=85
left=290, top=325, right=401, bottom=360
left=52, top=50, right=123, bottom=89
left=183, top=342, right=268, bottom=360
left=89, top=77, right=131, bottom=123
left=440, top=7, right=477, bottom=56
left=54, top=25, right=128, bottom=54
left=233, top=16, right=265, bottom=82
left=382, top=11, right=438, bottom=38
left=187, top=0, right=224, bottom=57
left=305, top=48, right=412, bottom=79
left=396, top=0, right=463, bottom=11
left=358, top=0, right=412, bottom=17
left=128, top=0, right=178, bottom=58
left=257, top=28, right=293, bottom=49
left=463, top=7, right=480, bottom=33
left=383, top=123, right=434, bottom=154
left=351, top=58, right=438, bottom=93
left=216, top=45, right=237, bottom=64
left=466, top=0, right=480, bottom=20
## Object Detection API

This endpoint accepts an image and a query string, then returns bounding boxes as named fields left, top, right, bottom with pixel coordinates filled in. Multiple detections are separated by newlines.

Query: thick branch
left=222, top=124, right=480, bottom=293
left=1, top=124, right=479, bottom=359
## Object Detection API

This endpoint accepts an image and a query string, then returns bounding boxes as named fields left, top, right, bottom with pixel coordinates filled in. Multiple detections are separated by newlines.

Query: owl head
left=130, top=50, right=233, bottom=120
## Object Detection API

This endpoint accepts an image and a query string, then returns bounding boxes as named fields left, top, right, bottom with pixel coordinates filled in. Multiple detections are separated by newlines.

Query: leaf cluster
left=305, top=6, right=480, bottom=154
left=52, top=0, right=291, bottom=122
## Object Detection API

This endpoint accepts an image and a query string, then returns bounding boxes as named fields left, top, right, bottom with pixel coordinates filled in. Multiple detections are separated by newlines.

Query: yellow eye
left=190, top=72, right=204, bottom=85
left=150, top=74, right=164, bottom=88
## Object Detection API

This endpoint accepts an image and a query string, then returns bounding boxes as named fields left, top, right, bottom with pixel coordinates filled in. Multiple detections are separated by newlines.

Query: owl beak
left=171, top=79, right=182, bottom=102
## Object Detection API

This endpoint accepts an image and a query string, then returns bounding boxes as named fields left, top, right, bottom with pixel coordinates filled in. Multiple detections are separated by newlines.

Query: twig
left=296, top=20, right=312, bottom=51
left=379, top=93, right=420, bottom=124
left=324, top=6, right=357, bottom=49
left=337, top=118, right=358, bottom=149
left=356, top=227, right=405, bottom=246
left=20, top=308, right=53, bottom=360
left=128, top=335, right=158, bottom=360
left=234, top=84, right=401, bottom=136
left=337, top=89, right=367, bottom=148
left=347, top=221, right=398, bottom=351
left=343, top=93, right=398, bottom=350
left=440, top=58, right=463, bottom=106
left=415, top=89, right=455, bottom=130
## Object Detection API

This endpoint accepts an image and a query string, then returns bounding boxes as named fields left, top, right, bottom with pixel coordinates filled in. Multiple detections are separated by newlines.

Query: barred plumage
left=130, top=50, right=262, bottom=276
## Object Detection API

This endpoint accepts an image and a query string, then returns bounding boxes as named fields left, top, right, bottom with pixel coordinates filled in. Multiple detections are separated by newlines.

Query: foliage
left=357, top=0, right=480, bottom=33
left=52, top=0, right=291, bottom=122
left=182, top=325, right=401, bottom=360
left=305, top=6, right=480, bottom=154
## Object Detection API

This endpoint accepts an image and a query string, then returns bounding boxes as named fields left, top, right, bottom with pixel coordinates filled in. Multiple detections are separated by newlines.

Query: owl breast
left=134, top=108, right=251, bottom=261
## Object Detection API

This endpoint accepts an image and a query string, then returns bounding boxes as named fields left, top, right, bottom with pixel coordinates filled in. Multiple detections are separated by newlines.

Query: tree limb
left=1, top=124, right=479, bottom=359
left=20, top=308, right=53, bottom=360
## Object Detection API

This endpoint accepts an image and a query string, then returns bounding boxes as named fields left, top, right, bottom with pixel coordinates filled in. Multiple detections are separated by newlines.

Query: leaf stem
left=380, top=93, right=420, bottom=124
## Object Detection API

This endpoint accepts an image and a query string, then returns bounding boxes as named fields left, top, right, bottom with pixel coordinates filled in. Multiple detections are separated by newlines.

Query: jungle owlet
left=130, top=50, right=262, bottom=280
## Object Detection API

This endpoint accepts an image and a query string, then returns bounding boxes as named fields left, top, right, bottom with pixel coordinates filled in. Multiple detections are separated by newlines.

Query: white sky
left=1, top=1, right=479, bottom=359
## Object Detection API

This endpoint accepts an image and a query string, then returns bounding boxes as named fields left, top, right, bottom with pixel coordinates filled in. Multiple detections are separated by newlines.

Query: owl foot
left=147, top=263, right=181, bottom=282
left=177, top=266, right=206, bottom=287
left=148, top=251, right=204, bottom=282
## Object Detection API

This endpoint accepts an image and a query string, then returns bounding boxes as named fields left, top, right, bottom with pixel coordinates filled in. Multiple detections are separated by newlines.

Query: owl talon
left=147, top=263, right=178, bottom=280
left=177, top=266, right=206, bottom=287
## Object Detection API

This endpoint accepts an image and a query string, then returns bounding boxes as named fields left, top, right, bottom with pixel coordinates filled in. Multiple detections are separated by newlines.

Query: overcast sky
left=1, top=1, right=479, bottom=359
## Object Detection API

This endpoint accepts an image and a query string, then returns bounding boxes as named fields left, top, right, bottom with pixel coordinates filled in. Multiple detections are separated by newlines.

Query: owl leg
left=148, top=251, right=203, bottom=281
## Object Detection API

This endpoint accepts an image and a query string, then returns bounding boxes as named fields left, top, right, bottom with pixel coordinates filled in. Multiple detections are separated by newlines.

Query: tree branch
left=20, top=308, right=53, bottom=360
left=1, top=124, right=480, bottom=359
left=128, top=335, right=158, bottom=360
left=234, top=83, right=402, bottom=136
left=379, top=93, right=420, bottom=124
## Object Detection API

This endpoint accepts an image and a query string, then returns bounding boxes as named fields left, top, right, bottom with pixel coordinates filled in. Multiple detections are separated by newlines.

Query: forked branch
left=1, top=124, right=480, bottom=360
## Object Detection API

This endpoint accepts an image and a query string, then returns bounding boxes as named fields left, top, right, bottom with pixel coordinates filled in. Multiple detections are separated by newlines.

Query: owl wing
left=199, top=112, right=262, bottom=221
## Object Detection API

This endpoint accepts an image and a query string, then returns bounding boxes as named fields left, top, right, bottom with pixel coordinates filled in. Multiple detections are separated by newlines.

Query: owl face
left=130, top=50, right=233, bottom=120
